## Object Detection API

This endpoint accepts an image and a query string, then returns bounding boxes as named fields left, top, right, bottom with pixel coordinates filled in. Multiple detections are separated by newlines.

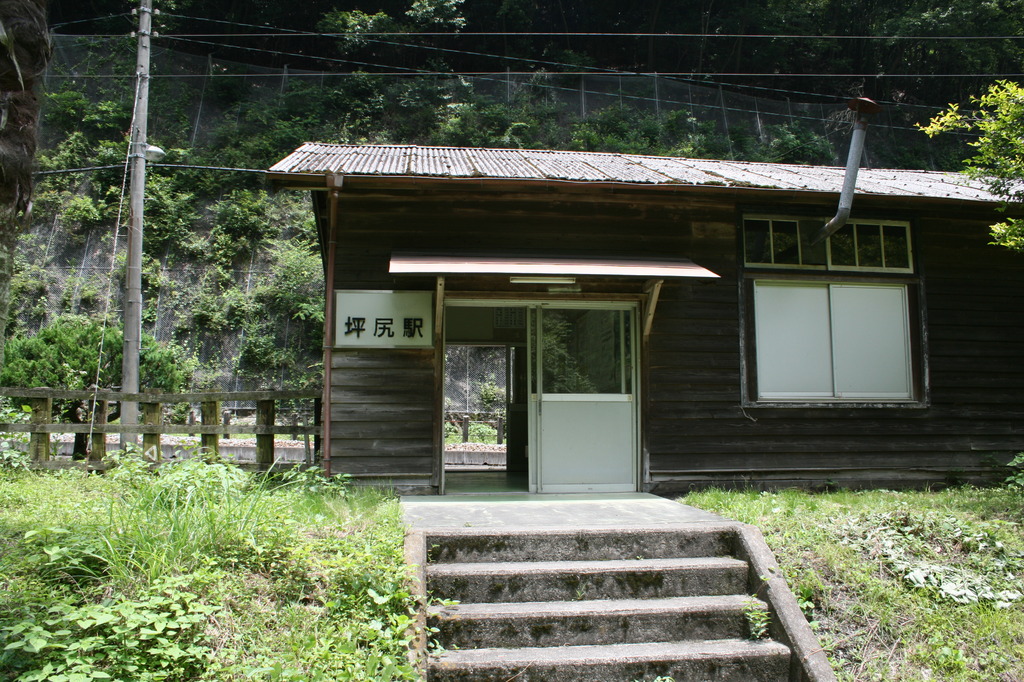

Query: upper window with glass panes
left=743, top=216, right=913, bottom=273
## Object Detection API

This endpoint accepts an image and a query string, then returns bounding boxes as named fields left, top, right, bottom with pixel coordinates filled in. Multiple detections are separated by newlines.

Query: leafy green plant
left=743, top=598, right=771, bottom=640
left=835, top=508, right=1024, bottom=608
left=274, top=465, right=351, bottom=496
left=1005, top=452, right=1024, bottom=487
left=1, top=578, right=219, bottom=682
left=443, top=421, right=461, bottom=444
left=793, top=583, right=819, bottom=627
left=467, top=421, right=497, bottom=444
left=0, top=400, right=32, bottom=472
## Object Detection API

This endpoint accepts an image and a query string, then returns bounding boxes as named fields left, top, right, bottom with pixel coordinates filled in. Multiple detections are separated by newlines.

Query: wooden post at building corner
left=201, top=400, right=220, bottom=458
left=28, top=396, right=52, bottom=462
left=255, top=400, right=276, bottom=469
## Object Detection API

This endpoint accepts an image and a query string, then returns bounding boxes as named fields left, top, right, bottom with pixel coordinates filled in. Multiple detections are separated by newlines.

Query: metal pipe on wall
left=811, top=97, right=882, bottom=246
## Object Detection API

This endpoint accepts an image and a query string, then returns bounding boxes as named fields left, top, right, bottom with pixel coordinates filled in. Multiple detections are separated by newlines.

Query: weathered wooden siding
left=323, top=185, right=1024, bottom=490
left=328, top=348, right=435, bottom=484
left=646, top=203, right=1024, bottom=492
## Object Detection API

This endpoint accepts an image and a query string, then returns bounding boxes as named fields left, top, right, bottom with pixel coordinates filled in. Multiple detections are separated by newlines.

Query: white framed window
left=753, top=281, right=914, bottom=401
left=744, top=216, right=913, bottom=273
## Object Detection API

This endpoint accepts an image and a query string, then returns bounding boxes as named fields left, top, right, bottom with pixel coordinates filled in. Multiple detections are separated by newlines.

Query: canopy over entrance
left=389, top=252, right=719, bottom=279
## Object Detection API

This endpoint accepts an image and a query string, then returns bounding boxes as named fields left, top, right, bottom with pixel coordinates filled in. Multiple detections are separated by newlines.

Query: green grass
left=5, top=453, right=1022, bottom=682
left=680, top=487, right=1024, bottom=681
left=0, top=456, right=418, bottom=681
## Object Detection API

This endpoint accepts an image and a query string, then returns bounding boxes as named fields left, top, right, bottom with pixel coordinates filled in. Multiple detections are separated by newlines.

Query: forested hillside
left=14, top=0, right=1016, bottom=393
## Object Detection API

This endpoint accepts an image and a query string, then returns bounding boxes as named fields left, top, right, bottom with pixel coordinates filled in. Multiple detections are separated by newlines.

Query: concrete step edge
left=425, top=525, right=740, bottom=563
left=427, top=594, right=760, bottom=620
left=427, top=555, right=746, bottom=577
left=430, top=638, right=792, bottom=667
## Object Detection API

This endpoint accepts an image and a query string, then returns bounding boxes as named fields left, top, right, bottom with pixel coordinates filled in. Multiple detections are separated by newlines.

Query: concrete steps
left=422, top=527, right=794, bottom=681
left=431, top=639, right=792, bottom=681
left=429, top=595, right=757, bottom=648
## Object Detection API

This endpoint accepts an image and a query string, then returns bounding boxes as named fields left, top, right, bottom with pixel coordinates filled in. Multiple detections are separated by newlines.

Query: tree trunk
left=0, top=0, right=51, bottom=368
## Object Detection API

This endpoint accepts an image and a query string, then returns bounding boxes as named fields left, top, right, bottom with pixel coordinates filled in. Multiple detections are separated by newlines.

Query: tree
left=921, top=80, right=1024, bottom=252
left=0, top=0, right=49, bottom=369
left=1, top=316, right=188, bottom=457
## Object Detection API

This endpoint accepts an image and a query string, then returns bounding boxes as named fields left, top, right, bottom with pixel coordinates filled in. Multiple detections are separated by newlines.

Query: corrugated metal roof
left=269, top=143, right=999, bottom=202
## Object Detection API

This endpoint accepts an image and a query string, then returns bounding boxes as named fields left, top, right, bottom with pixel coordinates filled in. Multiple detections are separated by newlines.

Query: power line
left=52, top=68, right=1024, bottom=79
left=35, top=164, right=268, bottom=176
left=48, top=33, right=1018, bottom=93
left=156, top=16, right=1024, bottom=40
left=43, top=34, right=972, bottom=111
left=50, top=13, right=131, bottom=30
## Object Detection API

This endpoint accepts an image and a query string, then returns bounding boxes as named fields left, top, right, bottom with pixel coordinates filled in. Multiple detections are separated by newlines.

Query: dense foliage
left=52, top=0, right=1024, bottom=106
left=0, top=461, right=416, bottom=680
left=922, top=80, right=1024, bottom=251
left=0, top=315, right=188, bottom=391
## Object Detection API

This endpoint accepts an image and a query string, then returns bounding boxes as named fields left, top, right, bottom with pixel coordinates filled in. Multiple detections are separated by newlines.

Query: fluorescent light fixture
left=509, top=276, right=576, bottom=284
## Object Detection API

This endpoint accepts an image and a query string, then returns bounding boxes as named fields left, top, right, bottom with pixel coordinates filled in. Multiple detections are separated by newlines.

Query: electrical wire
left=50, top=13, right=132, bottom=30
left=88, top=76, right=137, bottom=443
left=162, top=32, right=1024, bottom=40
left=35, top=164, right=268, bottom=176
left=42, top=49, right=979, bottom=139
left=157, top=15, right=1024, bottom=40
left=52, top=67, right=1024, bottom=78
left=50, top=30, right=1022, bottom=86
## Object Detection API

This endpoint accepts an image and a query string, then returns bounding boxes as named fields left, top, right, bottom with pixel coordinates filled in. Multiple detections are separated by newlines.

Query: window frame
left=743, top=214, right=914, bottom=274
left=739, top=214, right=928, bottom=409
left=751, top=280, right=914, bottom=401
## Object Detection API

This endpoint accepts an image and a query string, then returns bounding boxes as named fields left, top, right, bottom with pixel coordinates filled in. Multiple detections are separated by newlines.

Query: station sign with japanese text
left=334, top=290, right=433, bottom=348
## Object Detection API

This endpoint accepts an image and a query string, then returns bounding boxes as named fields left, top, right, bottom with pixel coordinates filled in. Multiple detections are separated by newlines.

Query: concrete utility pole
left=121, top=0, right=154, bottom=447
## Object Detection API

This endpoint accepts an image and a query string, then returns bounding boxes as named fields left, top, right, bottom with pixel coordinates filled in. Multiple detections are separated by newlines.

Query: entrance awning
left=389, top=252, right=719, bottom=279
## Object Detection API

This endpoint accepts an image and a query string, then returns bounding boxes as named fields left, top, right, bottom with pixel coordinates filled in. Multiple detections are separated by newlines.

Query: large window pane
left=541, top=309, right=629, bottom=394
left=830, top=285, right=912, bottom=399
left=754, top=283, right=834, bottom=398
left=755, top=282, right=912, bottom=401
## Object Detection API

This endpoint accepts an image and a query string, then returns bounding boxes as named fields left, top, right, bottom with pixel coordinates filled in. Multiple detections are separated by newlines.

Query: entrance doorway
left=443, top=302, right=638, bottom=494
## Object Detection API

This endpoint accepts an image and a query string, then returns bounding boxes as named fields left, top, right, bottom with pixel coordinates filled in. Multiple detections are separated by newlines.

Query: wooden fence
left=0, top=388, right=321, bottom=469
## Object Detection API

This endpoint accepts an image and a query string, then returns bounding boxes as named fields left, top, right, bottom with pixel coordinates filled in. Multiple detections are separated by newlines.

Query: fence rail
left=445, top=411, right=506, bottom=446
left=0, top=388, right=321, bottom=468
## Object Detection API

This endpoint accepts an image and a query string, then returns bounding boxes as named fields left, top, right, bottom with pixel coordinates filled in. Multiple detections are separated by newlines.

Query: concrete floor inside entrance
left=443, top=469, right=528, bottom=494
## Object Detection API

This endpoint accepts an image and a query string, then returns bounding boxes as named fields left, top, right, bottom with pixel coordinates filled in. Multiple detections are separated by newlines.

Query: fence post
left=496, top=415, right=504, bottom=445
left=142, top=399, right=162, bottom=462
left=313, top=397, right=322, bottom=462
left=28, top=396, right=51, bottom=462
left=201, top=400, right=220, bottom=458
left=256, top=400, right=275, bottom=469
left=461, top=414, right=470, bottom=443
left=89, top=400, right=107, bottom=461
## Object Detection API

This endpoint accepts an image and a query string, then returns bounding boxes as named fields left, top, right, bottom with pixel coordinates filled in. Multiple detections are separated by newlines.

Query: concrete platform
left=401, top=492, right=727, bottom=530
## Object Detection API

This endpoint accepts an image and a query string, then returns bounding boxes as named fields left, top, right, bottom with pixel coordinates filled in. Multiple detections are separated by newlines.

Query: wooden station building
left=268, top=143, right=1024, bottom=494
